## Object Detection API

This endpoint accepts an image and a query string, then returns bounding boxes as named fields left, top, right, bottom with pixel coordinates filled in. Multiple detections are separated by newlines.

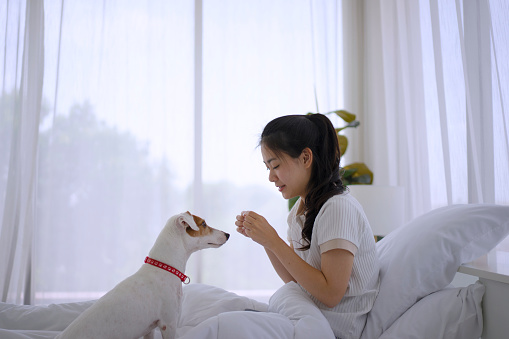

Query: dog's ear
left=177, top=211, right=199, bottom=231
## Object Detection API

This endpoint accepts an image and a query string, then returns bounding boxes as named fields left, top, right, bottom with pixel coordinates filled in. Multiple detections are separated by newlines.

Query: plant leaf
left=338, top=135, right=348, bottom=156
left=335, top=120, right=360, bottom=132
left=343, top=162, right=374, bottom=184
left=288, top=196, right=299, bottom=211
left=342, top=167, right=357, bottom=177
left=349, top=174, right=372, bottom=184
left=332, top=110, right=356, bottom=123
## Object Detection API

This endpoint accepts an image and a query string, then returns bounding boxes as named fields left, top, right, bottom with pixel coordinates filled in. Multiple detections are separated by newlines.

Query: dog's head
left=172, top=211, right=229, bottom=253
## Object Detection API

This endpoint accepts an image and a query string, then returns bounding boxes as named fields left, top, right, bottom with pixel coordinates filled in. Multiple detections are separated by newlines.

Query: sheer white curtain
left=343, top=0, right=509, bottom=222
left=0, top=0, right=44, bottom=305
left=1, top=0, right=342, bottom=304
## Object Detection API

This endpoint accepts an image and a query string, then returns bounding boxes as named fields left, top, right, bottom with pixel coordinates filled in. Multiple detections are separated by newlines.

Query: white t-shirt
left=287, top=192, right=380, bottom=339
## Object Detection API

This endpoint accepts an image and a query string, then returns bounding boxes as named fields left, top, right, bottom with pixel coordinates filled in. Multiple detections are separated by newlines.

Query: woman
left=235, top=113, right=380, bottom=339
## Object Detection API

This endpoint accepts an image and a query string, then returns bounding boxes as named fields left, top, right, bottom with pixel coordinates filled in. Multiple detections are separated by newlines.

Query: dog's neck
left=147, top=228, right=191, bottom=274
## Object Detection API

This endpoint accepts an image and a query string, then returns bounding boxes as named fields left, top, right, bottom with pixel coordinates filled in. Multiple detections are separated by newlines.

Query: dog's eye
left=201, top=222, right=206, bottom=228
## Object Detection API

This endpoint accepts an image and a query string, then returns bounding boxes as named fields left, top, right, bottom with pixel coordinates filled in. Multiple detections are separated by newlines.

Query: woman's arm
left=270, top=238, right=353, bottom=307
left=241, top=211, right=353, bottom=308
left=265, top=246, right=296, bottom=284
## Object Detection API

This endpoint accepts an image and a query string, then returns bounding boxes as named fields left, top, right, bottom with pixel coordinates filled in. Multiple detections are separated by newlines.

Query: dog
left=56, top=211, right=230, bottom=339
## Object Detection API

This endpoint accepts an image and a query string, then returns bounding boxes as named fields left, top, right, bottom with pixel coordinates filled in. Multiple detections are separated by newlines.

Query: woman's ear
left=301, top=148, right=313, bottom=168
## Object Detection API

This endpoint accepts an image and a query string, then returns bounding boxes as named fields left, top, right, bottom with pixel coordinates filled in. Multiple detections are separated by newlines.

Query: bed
left=1, top=203, right=509, bottom=339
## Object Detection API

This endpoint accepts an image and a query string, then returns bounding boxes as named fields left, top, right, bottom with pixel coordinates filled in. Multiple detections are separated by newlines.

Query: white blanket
left=0, top=282, right=335, bottom=339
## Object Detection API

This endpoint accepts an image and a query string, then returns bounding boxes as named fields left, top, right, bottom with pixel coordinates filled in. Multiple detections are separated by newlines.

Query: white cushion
left=361, top=204, right=509, bottom=339
left=378, top=282, right=485, bottom=339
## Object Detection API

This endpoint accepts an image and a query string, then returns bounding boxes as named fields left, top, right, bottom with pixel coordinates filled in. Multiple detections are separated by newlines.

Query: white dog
left=56, top=212, right=230, bottom=339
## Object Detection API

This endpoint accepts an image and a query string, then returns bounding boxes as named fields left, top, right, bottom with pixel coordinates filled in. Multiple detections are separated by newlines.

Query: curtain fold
left=341, top=0, right=365, bottom=165
left=462, top=0, right=494, bottom=204
left=429, top=0, right=454, bottom=205
left=309, top=0, right=343, bottom=114
left=0, top=0, right=44, bottom=304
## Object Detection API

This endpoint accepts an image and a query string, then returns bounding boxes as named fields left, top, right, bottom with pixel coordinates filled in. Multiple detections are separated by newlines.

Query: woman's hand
left=235, top=212, right=250, bottom=237
left=237, top=211, right=282, bottom=249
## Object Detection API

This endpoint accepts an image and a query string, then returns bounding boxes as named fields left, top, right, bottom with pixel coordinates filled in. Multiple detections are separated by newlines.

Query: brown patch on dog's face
left=185, top=214, right=213, bottom=237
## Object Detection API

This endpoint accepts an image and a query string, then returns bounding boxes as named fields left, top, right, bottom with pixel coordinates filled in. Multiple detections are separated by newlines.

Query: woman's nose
left=268, top=170, right=277, bottom=182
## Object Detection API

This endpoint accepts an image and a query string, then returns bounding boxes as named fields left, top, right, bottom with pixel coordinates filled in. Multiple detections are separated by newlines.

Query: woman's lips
left=278, top=185, right=285, bottom=192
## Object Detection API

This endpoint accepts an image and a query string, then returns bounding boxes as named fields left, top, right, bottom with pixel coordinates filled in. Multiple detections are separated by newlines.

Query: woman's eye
left=273, top=165, right=280, bottom=169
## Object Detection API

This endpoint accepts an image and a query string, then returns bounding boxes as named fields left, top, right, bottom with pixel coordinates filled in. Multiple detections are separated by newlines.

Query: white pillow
left=361, top=204, right=509, bottom=339
left=378, top=282, right=485, bottom=339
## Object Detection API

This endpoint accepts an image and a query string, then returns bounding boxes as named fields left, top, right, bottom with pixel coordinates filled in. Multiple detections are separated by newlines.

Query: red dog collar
left=144, top=256, right=190, bottom=284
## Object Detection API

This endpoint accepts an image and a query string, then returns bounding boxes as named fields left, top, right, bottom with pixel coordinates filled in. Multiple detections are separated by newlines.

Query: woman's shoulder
left=320, top=191, right=362, bottom=212
left=313, top=191, right=371, bottom=245
left=315, top=191, right=368, bottom=225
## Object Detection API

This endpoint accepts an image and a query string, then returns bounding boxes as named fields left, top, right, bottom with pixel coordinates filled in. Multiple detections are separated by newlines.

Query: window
left=0, top=0, right=342, bottom=304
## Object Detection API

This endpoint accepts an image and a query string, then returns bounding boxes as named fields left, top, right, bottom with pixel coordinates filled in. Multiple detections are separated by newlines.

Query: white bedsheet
left=0, top=282, right=335, bottom=339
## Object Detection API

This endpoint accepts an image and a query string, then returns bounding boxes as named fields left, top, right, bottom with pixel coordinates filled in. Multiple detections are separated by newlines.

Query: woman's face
left=261, top=145, right=312, bottom=201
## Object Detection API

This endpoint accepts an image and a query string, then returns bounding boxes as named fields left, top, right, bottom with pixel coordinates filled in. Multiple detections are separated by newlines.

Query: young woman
left=235, top=113, right=380, bottom=339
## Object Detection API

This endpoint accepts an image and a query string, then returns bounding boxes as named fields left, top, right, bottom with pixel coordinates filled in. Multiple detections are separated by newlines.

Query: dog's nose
left=225, top=233, right=230, bottom=240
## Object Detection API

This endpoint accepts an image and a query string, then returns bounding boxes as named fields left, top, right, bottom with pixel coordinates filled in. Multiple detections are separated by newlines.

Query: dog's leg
left=143, top=329, right=155, bottom=339
left=158, top=320, right=176, bottom=339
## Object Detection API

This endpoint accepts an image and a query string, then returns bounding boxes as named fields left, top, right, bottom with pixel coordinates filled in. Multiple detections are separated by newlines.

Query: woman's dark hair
left=260, top=113, right=345, bottom=250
